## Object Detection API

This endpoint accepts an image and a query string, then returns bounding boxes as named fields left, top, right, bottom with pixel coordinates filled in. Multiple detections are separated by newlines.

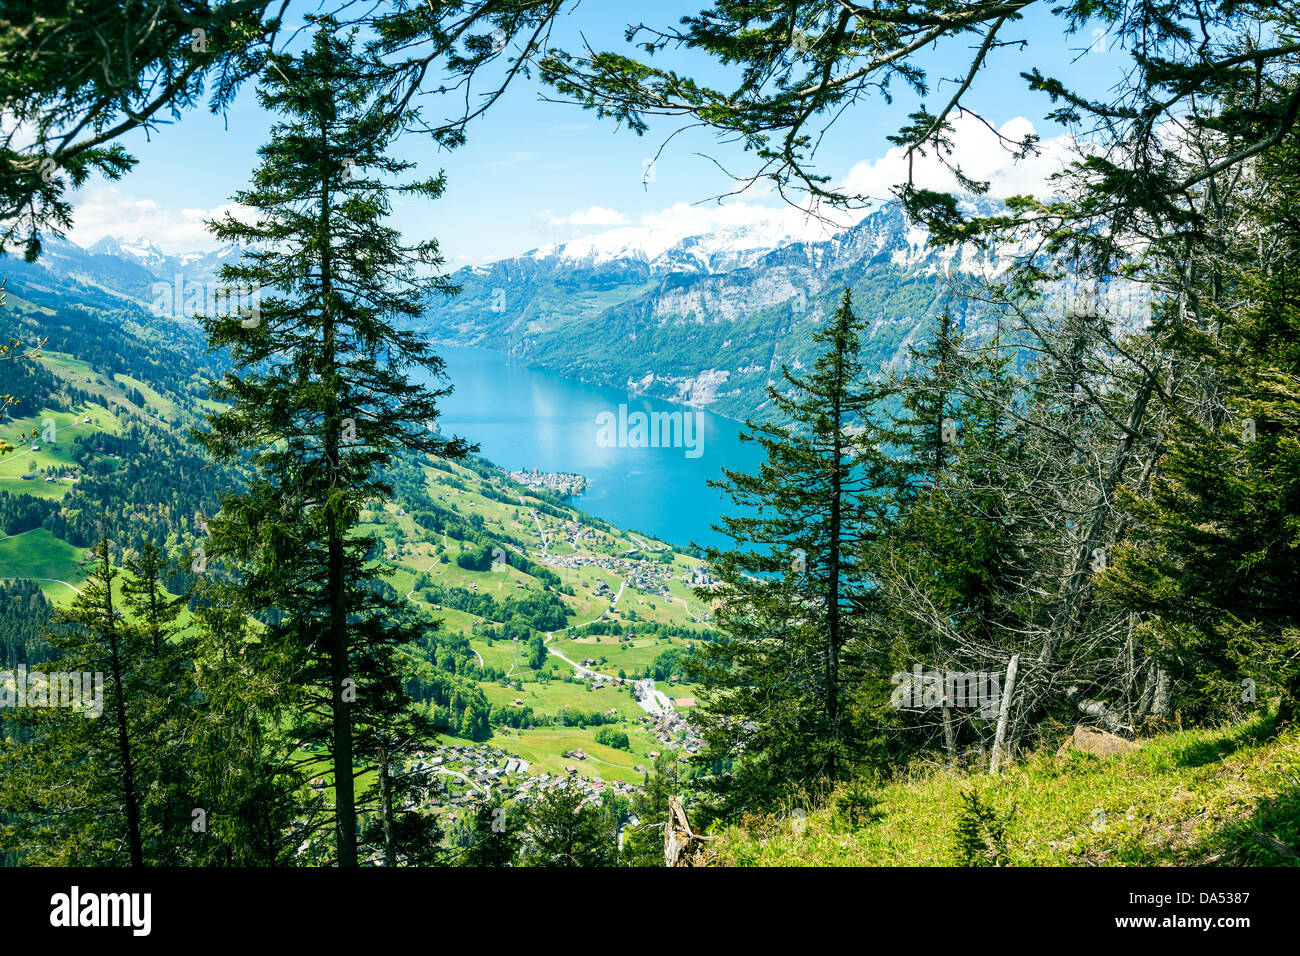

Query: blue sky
left=67, top=1, right=1122, bottom=263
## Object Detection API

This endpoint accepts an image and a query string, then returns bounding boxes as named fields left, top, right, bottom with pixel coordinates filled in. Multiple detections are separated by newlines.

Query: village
left=507, top=468, right=588, bottom=498
left=403, top=742, right=641, bottom=822
left=545, top=548, right=679, bottom=601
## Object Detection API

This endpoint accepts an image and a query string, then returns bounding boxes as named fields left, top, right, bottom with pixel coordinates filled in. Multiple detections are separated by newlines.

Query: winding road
left=0, top=576, right=85, bottom=597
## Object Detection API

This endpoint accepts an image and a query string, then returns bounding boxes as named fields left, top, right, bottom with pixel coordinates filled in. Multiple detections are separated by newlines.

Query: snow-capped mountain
left=526, top=212, right=842, bottom=275
left=85, top=236, right=243, bottom=286
left=88, top=235, right=170, bottom=271
left=421, top=198, right=1016, bottom=419
left=9, top=199, right=1100, bottom=421
left=5, top=235, right=247, bottom=315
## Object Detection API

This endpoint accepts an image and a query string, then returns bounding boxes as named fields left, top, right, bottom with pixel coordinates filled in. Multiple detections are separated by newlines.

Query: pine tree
left=522, top=783, right=618, bottom=867
left=692, top=289, right=895, bottom=812
left=450, top=794, right=523, bottom=867
left=0, top=537, right=151, bottom=864
left=195, top=20, right=472, bottom=866
left=120, top=543, right=200, bottom=864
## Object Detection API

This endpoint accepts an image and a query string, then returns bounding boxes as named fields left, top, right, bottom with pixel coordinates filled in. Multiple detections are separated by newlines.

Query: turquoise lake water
left=429, top=346, right=764, bottom=551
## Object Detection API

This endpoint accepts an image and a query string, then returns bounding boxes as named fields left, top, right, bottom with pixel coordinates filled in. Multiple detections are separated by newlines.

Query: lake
left=428, top=346, right=764, bottom=551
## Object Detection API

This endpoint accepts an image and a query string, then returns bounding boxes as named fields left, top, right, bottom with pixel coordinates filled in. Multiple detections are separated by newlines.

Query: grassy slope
left=377, top=458, right=708, bottom=780
left=721, top=717, right=1300, bottom=866
left=1, top=384, right=711, bottom=782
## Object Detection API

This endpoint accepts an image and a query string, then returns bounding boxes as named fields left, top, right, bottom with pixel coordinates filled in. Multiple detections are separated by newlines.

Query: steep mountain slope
left=0, top=268, right=710, bottom=793
left=419, top=200, right=1011, bottom=420
left=6, top=234, right=243, bottom=318
left=11, top=201, right=1148, bottom=424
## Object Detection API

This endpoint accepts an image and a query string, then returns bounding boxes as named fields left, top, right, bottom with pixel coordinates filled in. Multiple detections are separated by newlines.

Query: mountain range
left=418, top=198, right=1012, bottom=418
left=6, top=197, right=1106, bottom=421
left=6, top=234, right=241, bottom=309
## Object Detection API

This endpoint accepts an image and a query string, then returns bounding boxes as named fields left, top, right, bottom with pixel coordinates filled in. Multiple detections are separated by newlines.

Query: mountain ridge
left=420, top=198, right=1012, bottom=418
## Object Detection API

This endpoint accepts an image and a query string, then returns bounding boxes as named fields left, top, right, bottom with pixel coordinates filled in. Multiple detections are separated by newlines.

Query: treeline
left=0, top=581, right=54, bottom=667
left=418, top=581, right=571, bottom=632
left=3, top=284, right=221, bottom=406
left=0, top=355, right=94, bottom=423
left=488, top=703, right=620, bottom=730
left=43, top=421, right=229, bottom=592
left=406, top=668, right=492, bottom=741
left=582, top=620, right=713, bottom=642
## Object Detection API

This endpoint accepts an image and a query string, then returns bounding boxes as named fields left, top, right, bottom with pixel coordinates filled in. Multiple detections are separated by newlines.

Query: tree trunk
left=1151, top=668, right=1171, bottom=718
left=102, top=544, right=144, bottom=866
left=989, top=654, right=1019, bottom=774
left=942, top=704, right=956, bottom=769
left=319, top=123, right=357, bottom=868
left=826, top=391, right=842, bottom=783
left=377, top=740, right=396, bottom=867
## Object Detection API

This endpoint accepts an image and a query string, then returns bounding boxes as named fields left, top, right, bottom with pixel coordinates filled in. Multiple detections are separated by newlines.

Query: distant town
left=508, top=468, right=587, bottom=497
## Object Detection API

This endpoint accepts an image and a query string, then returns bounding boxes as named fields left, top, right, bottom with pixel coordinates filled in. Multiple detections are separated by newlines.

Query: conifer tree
left=692, top=289, right=895, bottom=812
left=450, top=794, right=523, bottom=867
left=1107, top=135, right=1300, bottom=725
left=186, top=597, right=317, bottom=866
left=0, top=537, right=150, bottom=864
left=522, top=783, right=618, bottom=867
left=119, top=543, right=201, bottom=864
left=195, top=20, right=472, bottom=866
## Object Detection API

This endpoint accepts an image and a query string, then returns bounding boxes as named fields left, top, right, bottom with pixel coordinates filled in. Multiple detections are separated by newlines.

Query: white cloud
left=68, top=187, right=254, bottom=252
left=524, top=116, right=1072, bottom=264
left=839, top=113, right=1076, bottom=202
left=539, top=205, right=631, bottom=228
left=532, top=199, right=845, bottom=264
left=636, top=200, right=840, bottom=241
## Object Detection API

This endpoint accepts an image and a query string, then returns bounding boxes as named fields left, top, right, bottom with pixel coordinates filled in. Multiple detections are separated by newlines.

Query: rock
left=1057, top=725, right=1139, bottom=759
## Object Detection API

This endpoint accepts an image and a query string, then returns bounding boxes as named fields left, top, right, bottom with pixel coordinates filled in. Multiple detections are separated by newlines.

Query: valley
left=0, top=277, right=717, bottom=822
